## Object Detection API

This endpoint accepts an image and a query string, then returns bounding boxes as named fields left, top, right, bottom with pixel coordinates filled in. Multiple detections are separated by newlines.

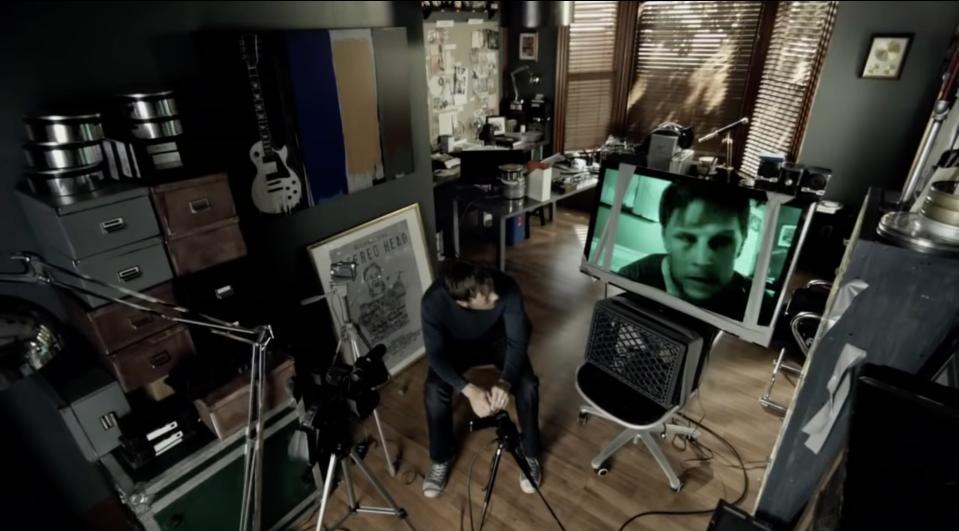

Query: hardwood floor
left=300, top=208, right=795, bottom=531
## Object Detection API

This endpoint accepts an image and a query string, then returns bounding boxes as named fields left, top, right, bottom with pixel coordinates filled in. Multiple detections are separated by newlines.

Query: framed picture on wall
left=519, top=32, right=538, bottom=61
left=860, top=33, right=913, bottom=79
left=307, top=204, right=433, bottom=375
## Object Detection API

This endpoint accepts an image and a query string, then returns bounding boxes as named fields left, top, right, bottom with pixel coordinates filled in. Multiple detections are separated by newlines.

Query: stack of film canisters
left=23, top=113, right=108, bottom=197
left=103, top=90, right=187, bottom=182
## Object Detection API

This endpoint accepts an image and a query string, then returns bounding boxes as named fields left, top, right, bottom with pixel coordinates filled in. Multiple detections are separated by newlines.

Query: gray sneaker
left=423, top=461, right=451, bottom=498
left=519, top=456, right=542, bottom=494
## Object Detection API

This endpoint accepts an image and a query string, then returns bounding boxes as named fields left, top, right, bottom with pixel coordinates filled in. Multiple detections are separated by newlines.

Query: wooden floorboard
left=300, top=208, right=794, bottom=531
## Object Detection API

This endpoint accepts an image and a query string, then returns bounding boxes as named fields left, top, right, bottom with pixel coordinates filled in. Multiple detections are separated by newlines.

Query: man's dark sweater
left=421, top=270, right=529, bottom=392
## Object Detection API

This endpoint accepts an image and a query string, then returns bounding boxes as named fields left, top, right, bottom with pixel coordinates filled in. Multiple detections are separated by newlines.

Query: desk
left=452, top=180, right=597, bottom=271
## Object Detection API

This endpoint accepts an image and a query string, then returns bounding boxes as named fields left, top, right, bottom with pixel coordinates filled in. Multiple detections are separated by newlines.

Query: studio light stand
left=469, top=411, right=566, bottom=531
left=2, top=253, right=281, bottom=531
left=300, top=261, right=397, bottom=477
left=698, top=117, right=750, bottom=173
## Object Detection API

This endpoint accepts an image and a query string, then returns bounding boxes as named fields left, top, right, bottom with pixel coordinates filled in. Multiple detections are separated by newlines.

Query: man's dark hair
left=442, top=260, right=493, bottom=302
left=659, top=182, right=751, bottom=236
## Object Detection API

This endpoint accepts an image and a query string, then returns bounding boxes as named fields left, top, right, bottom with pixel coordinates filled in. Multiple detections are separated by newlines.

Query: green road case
left=100, top=407, right=319, bottom=531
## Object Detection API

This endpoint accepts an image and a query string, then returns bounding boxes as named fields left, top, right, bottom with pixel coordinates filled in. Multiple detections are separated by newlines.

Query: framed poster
left=308, top=204, right=432, bottom=375
left=519, top=32, right=538, bottom=61
left=860, top=33, right=912, bottom=79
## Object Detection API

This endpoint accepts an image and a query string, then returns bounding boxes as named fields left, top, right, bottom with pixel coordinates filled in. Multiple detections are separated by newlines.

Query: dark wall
left=0, top=1, right=432, bottom=524
left=799, top=1, right=959, bottom=207
left=0, top=1, right=435, bottom=313
left=504, top=27, right=559, bottom=150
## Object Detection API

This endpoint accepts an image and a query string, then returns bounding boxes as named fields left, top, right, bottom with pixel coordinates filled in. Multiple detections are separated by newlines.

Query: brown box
left=104, top=325, right=195, bottom=392
left=151, top=173, right=237, bottom=238
left=165, top=218, right=247, bottom=276
left=67, top=283, right=177, bottom=354
left=193, top=356, right=295, bottom=439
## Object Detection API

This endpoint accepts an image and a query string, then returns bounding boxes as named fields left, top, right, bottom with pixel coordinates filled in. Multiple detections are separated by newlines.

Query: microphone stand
left=698, top=117, right=750, bottom=173
left=1, top=252, right=275, bottom=531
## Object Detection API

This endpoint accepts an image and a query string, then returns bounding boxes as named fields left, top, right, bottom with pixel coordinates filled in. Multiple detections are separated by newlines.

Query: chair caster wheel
left=578, top=412, right=589, bottom=426
left=595, top=462, right=610, bottom=476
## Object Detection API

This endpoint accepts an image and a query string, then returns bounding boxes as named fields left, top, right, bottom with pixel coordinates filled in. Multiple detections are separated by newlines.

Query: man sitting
left=419, top=260, right=542, bottom=498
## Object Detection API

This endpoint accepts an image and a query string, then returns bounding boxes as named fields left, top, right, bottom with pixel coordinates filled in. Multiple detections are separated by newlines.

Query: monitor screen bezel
left=580, top=154, right=818, bottom=346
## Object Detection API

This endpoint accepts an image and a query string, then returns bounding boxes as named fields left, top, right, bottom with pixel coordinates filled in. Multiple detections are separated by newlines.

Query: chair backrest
left=585, top=297, right=705, bottom=409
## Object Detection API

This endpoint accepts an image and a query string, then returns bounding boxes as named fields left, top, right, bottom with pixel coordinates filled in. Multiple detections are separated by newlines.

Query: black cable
left=616, top=414, right=749, bottom=531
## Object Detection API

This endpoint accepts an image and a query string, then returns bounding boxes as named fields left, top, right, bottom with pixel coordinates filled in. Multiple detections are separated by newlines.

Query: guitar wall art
left=232, top=29, right=414, bottom=216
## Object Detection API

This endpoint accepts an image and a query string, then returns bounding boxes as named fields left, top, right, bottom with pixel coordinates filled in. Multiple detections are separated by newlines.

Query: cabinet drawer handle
left=150, top=351, right=171, bottom=369
left=189, top=197, right=211, bottom=213
left=129, top=314, right=155, bottom=329
left=117, top=266, right=142, bottom=282
left=100, top=217, right=127, bottom=233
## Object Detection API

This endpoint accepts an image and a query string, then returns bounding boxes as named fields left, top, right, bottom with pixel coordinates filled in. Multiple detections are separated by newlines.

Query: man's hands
left=488, top=382, right=510, bottom=412
left=463, top=384, right=493, bottom=417
left=463, top=383, right=511, bottom=418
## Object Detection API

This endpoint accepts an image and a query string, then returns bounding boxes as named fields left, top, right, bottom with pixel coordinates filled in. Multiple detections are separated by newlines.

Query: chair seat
left=576, top=363, right=670, bottom=426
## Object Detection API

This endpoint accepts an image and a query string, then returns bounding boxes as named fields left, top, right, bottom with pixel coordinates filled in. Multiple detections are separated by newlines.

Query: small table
left=452, top=180, right=598, bottom=271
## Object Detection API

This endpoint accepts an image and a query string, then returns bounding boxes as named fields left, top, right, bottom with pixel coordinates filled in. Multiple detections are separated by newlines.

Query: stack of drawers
left=17, top=184, right=195, bottom=395
left=151, top=173, right=246, bottom=276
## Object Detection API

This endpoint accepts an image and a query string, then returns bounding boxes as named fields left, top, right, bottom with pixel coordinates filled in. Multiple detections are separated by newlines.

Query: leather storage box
left=105, top=325, right=195, bottom=392
left=150, top=173, right=237, bottom=238
left=67, top=282, right=177, bottom=354
left=16, top=183, right=160, bottom=260
left=45, top=236, right=174, bottom=308
left=165, top=218, right=247, bottom=276
left=193, top=356, right=295, bottom=439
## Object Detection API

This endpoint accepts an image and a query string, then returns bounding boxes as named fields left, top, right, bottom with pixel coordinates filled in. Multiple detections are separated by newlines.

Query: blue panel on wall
left=285, top=30, right=347, bottom=203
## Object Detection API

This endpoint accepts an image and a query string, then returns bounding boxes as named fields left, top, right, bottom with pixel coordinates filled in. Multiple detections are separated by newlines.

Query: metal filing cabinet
left=17, top=184, right=163, bottom=261
left=58, top=368, right=132, bottom=462
left=17, top=183, right=174, bottom=308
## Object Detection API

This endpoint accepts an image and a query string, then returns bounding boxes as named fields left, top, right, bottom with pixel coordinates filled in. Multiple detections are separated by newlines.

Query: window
left=740, top=1, right=838, bottom=176
left=558, top=1, right=621, bottom=151
left=555, top=1, right=837, bottom=169
left=626, top=1, right=763, bottom=152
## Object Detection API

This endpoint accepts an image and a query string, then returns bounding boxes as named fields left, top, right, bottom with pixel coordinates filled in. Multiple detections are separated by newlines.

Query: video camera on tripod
left=290, top=343, right=389, bottom=463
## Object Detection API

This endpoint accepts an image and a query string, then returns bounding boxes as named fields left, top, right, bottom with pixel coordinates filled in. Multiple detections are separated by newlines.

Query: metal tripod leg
left=314, top=454, right=339, bottom=531
left=319, top=450, right=416, bottom=531
left=479, top=445, right=505, bottom=530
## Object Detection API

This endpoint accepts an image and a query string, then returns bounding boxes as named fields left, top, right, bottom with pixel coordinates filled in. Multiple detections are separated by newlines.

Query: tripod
left=302, top=270, right=397, bottom=477
left=470, top=411, right=566, bottom=531
left=314, top=441, right=416, bottom=531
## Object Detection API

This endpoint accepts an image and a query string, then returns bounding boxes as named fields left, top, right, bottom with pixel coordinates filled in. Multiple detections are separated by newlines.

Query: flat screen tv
left=581, top=156, right=817, bottom=346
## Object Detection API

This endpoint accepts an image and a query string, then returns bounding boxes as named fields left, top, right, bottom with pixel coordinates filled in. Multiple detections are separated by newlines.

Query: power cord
left=616, top=413, right=749, bottom=531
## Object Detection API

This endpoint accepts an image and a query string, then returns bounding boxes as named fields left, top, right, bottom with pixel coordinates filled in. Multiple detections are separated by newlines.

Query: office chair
left=575, top=296, right=708, bottom=491
left=759, top=280, right=831, bottom=415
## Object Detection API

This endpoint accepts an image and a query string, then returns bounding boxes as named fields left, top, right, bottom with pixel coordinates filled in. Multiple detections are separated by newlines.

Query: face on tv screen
left=587, top=169, right=804, bottom=325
